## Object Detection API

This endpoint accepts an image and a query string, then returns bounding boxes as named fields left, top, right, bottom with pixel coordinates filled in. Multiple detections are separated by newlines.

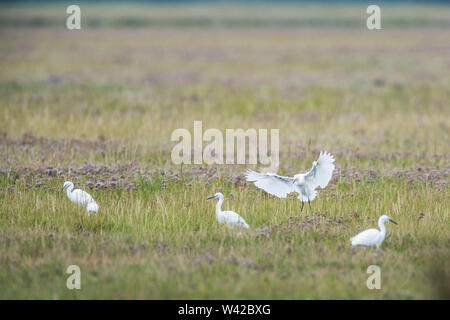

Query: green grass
left=0, top=3, right=449, bottom=299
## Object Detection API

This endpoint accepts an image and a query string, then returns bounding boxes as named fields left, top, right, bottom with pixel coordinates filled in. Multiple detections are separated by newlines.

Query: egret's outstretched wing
left=245, top=169, right=294, bottom=198
left=304, top=151, right=335, bottom=189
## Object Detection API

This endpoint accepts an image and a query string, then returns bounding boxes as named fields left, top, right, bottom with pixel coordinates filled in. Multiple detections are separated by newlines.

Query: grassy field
left=0, top=3, right=449, bottom=299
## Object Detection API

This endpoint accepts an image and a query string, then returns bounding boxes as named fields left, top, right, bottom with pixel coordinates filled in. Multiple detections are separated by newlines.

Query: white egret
left=350, top=215, right=397, bottom=249
left=246, top=151, right=335, bottom=213
left=61, top=181, right=99, bottom=215
left=207, top=193, right=249, bottom=229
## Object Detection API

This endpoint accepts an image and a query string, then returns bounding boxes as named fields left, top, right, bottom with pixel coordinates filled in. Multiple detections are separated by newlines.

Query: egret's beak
left=207, top=195, right=216, bottom=200
left=389, top=219, right=398, bottom=225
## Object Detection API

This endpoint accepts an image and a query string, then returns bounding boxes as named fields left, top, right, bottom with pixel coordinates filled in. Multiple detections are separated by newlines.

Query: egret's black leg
left=308, top=199, right=312, bottom=213
left=300, top=201, right=304, bottom=214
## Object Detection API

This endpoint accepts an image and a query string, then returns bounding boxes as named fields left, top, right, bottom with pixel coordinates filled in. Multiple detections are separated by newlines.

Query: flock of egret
left=62, top=151, right=396, bottom=249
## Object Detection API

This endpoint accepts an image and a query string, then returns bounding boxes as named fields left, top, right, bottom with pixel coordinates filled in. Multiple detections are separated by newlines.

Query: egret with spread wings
left=246, top=151, right=335, bottom=213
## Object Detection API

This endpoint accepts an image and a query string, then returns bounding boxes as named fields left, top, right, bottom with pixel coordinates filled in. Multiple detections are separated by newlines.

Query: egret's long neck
left=378, top=220, right=386, bottom=236
left=66, top=185, right=74, bottom=199
left=215, top=198, right=223, bottom=216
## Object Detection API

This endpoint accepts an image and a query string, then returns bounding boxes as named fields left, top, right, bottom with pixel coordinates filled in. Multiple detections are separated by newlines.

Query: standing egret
left=246, top=151, right=335, bottom=213
left=61, top=181, right=99, bottom=215
left=350, top=215, right=397, bottom=249
left=207, top=193, right=249, bottom=229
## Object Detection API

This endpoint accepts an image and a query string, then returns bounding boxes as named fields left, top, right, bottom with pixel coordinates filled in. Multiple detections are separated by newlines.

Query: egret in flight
left=207, top=193, right=249, bottom=229
left=350, top=215, right=397, bottom=249
left=61, top=181, right=99, bottom=215
left=246, top=151, right=335, bottom=213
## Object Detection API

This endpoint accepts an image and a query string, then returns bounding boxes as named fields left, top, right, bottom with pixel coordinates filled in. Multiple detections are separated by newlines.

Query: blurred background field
left=0, top=1, right=449, bottom=299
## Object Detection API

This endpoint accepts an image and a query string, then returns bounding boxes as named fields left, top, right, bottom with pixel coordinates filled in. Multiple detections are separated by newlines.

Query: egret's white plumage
left=246, top=151, right=335, bottom=212
left=86, top=201, right=99, bottom=213
left=207, top=193, right=249, bottom=229
left=61, top=181, right=99, bottom=215
left=350, top=215, right=397, bottom=249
